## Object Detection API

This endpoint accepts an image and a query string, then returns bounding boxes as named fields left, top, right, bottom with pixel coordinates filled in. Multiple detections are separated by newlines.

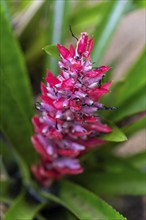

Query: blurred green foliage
left=0, top=0, right=145, bottom=219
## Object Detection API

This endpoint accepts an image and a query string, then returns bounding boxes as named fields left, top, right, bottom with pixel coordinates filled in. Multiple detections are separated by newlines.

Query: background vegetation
left=0, top=0, right=145, bottom=219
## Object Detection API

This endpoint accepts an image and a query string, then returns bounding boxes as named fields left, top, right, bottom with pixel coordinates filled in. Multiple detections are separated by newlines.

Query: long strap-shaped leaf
left=103, top=50, right=146, bottom=121
left=46, top=0, right=67, bottom=74
left=74, top=171, right=146, bottom=196
left=0, top=2, right=33, bottom=120
left=0, top=136, right=31, bottom=187
left=0, top=71, right=36, bottom=168
left=92, top=0, right=128, bottom=63
left=123, top=116, right=146, bottom=136
left=109, top=86, right=146, bottom=121
left=3, top=192, right=46, bottom=220
left=110, top=50, right=145, bottom=106
left=41, top=181, right=126, bottom=220
left=0, top=2, right=37, bottom=167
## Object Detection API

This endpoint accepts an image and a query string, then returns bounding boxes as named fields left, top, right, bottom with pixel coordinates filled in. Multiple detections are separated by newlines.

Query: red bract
left=31, top=32, right=112, bottom=187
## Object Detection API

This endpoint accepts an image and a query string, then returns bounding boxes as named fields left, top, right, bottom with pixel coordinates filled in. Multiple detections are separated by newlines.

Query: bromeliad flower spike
left=31, top=32, right=112, bottom=187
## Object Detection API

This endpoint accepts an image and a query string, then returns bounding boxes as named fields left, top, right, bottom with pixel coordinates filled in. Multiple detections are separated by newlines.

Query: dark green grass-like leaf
left=41, top=181, right=126, bottom=220
left=0, top=2, right=33, bottom=120
left=0, top=3, right=36, bottom=167
left=74, top=171, right=146, bottom=196
left=3, top=192, right=46, bottom=220
left=0, top=134, right=14, bottom=169
left=0, top=74, right=36, bottom=168
left=0, top=134, right=32, bottom=185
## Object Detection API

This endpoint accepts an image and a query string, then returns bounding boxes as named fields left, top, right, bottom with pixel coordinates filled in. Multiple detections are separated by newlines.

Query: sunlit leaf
left=101, top=121, right=127, bottom=142
left=43, top=44, right=59, bottom=59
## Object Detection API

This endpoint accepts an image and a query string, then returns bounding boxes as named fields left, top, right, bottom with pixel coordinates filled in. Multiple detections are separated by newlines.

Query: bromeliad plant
left=31, top=32, right=113, bottom=187
left=1, top=1, right=146, bottom=220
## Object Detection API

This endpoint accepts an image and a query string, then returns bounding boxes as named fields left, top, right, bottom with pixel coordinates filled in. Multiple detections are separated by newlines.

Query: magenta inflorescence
left=31, top=32, right=112, bottom=187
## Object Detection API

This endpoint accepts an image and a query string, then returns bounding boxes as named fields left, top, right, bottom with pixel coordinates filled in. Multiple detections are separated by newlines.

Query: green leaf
left=0, top=71, right=36, bottom=169
left=75, top=171, right=146, bottom=196
left=0, top=3, right=36, bottom=167
left=81, top=149, right=139, bottom=174
left=6, top=0, right=32, bottom=15
left=0, top=134, right=31, bottom=186
left=3, top=192, right=46, bottom=220
left=98, top=50, right=146, bottom=122
left=0, top=2, right=33, bottom=120
left=43, top=44, right=60, bottom=59
left=125, top=151, right=146, bottom=170
left=101, top=155, right=139, bottom=173
left=117, top=111, right=146, bottom=128
left=60, top=1, right=71, bottom=44
left=101, top=121, right=127, bottom=142
left=132, top=0, right=146, bottom=8
left=41, top=181, right=126, bottom=220
left=108, top=86, right=146, bottom=121
left=108, top=50, right=145, bottom=107
left=0, top=179, right=11, bottom=200
left=46, top=0, right=66, bottom=74
left=0, top=135, right=13, bottom=170
left=123, top=114, right=146, bottom=136
left=0, top=177, right=12, bottom=204
left=70, top=2, right=104, bottom=29
left=12, top=1, right=45, bottom=37
left=92, top=0, right=128, bottom=63
left=103, top=50, right=146, bottom=121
